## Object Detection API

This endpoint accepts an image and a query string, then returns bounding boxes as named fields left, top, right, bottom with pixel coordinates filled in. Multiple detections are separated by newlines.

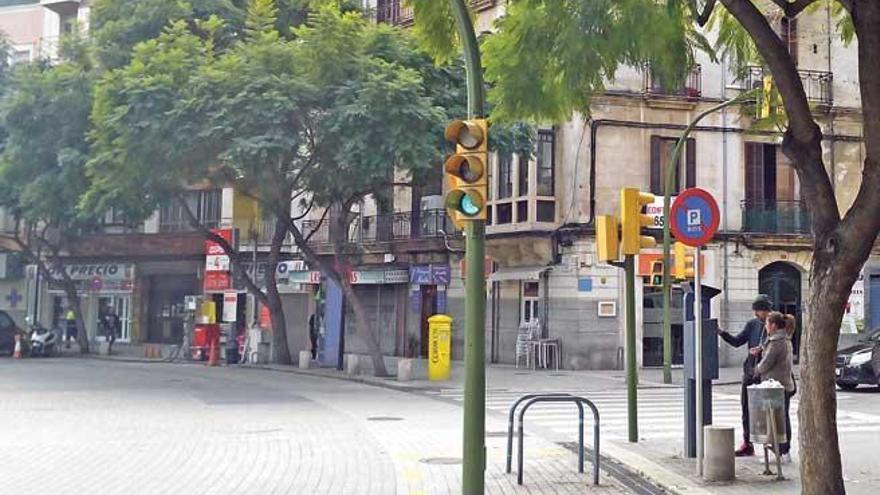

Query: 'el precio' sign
left=48, top=263, right=134, bottom=281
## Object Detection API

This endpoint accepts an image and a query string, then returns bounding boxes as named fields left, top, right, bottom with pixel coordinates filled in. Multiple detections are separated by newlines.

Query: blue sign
left=409, top=264, right=451, bottom=285
left=577, top=278, right=593, bottom=292
left=670, top=188, right=720, bottom=247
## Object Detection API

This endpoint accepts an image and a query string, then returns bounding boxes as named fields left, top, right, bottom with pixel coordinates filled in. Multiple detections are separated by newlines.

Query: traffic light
left=444, top=119, right=488, bottom=221
left=620, top=188, right=657, bottom=255
left=596, top=215, right=621, bottom=262
left=647, top=260, right=663, bottom=287
left=674, top=241, right=695, bottom=279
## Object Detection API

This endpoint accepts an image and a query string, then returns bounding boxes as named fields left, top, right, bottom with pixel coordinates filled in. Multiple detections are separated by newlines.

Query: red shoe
left=735, top=442, right=754, bottom=457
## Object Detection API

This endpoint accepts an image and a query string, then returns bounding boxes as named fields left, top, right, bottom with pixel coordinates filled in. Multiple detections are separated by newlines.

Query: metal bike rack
left=508, top=394, right=601, bottom=486
left=506, top=393, right=573, bottom=473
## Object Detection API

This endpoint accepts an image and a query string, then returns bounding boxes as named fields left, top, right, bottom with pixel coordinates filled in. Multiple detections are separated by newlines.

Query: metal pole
left=694, top=247, right=703, bottom=477
left=625, top=254, right=638, bottom=442
left=661, top=91, right=759, bottom=384
left=447, top=1, right=487, bottom=492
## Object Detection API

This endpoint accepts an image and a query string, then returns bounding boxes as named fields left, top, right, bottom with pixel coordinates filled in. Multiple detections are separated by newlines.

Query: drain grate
left=420, top=457, right=462, bottom=465
left=366, top=416, right=404, bottom=422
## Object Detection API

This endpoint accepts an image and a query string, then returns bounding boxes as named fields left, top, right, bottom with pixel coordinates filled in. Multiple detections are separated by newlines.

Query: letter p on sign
left=687, top=209, right=701, bottom=227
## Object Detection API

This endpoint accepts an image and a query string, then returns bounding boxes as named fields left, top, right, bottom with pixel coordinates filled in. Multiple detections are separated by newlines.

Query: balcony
left=644, top=65, right=702, bottom=98
left=745, top=66, right=833, bottom=107
left=41, top=0, right=81, bottom=16
left=741, top=200, right=811, bottom=235
left=300, top=209, right=454, bottom=246
left=376, top=0, right=497, bottom=26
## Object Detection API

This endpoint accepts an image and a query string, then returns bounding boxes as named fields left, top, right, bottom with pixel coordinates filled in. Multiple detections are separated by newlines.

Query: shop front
left=408, top=264, right=451, bottom=358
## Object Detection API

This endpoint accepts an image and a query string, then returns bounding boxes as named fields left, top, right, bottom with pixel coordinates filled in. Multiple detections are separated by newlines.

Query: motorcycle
left=27, top=317, right=59, bottom=357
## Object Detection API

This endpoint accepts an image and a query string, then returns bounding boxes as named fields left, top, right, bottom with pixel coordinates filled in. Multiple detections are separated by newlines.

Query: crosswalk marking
left=430, top=386, right=880, bottom=442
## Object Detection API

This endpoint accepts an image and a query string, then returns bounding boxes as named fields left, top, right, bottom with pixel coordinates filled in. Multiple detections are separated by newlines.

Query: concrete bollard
left=397, top=358, right=414, bottom=382
left=345, top=354, right=360, bottom=376
left=298, top=350, right=312, bottom=369
left=703, top=425, right=735, bottom=482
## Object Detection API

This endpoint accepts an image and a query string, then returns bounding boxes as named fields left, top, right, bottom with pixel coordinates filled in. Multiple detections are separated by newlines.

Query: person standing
left=64, top=305, right=77, bottom=349
left=754, top=312, right=796, bottom=463
left=718, top=294, right=772, bottom=456
left=101, top=304, right=121, bottom=356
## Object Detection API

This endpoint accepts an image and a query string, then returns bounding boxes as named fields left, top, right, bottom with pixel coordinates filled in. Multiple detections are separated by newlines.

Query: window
left=521, top=281, right=540, bottom=324
left=780, top=17, right=798, bottom=66
left=159, top=189, right=221, bottom=232
left=650, top=136, right=696, bottom=196
left=11, top=48, right=32, bottom=65
left=517, top=154, right=529, bottom=196
left=497, top=153, right=513, bottom=199
left=536, top=130, right=555, bottom=196
left=744, top=143, right=799, bottom=203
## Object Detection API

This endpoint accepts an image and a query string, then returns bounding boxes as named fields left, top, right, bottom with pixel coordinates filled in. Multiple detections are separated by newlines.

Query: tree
left=89, top=1, right=530, bottom=372
left=413, top=1, right=876, bottom=493
left=0, top=41, right=97, bottom=354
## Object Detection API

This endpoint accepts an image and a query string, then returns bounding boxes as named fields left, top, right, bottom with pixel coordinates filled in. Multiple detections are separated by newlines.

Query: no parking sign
left=670, top=188, right=720, bottom=247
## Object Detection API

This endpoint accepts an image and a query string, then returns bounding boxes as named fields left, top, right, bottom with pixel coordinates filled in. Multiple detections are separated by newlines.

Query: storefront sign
left=276, top=260, right=306, bottom=274
left=205, top=255, right=230, bottom=272
left=204, top=229, right=234, bottom=256
left=410, top=264, right=451, bottom=285
left=349, top=269, right=409, bottom=285
left=204, top=271, right=232, bottom=292
left=222, top=292, right=238, bottom=322
left=47, top=263, right=134, bottom=281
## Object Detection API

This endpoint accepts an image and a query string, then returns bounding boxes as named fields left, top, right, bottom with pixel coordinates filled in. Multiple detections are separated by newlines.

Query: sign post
left=670, top=188, right=720, bottom=477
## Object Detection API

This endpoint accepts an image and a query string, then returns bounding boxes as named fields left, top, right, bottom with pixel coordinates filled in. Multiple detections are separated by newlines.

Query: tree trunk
left=266, top=216, right=291, bottom=364
left=338, top=275, right=389, bottom=377
left=798, top=251, right=848, bottom=494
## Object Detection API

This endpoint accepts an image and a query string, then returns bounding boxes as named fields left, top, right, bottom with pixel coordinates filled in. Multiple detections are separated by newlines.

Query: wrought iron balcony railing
left=299, top=209, right=454, bottom=246
left=644, top=64, right=702, bottom=98
left=376, top=0, right=497, bottom=26
left=744, top=66, right=833, bottom=106
left=741, top=200, right=811, bottom=235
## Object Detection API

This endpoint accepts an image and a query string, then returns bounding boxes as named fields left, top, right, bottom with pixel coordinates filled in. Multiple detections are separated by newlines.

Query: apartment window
left=521, top=281, right=540, bottom=324
left=650, top=136, right=696, bottom=196
left=159, top=189, right=222, bottom=232
left=536, top=130, right=555, bottom=196
left=745, top=143, right=799, bottom=204
left=517, top=154, right=529, bottom=196
left=780, top=17, right=798, bottom=66
left=498, top=153, right=513, bottom=199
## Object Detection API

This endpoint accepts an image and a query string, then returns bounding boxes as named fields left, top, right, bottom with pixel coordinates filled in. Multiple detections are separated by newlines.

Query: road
left=0, top=358, right=635, bottom=495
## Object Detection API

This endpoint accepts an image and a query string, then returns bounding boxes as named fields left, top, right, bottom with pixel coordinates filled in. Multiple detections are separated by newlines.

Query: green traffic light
left=460, top=194, right=481, bottom=216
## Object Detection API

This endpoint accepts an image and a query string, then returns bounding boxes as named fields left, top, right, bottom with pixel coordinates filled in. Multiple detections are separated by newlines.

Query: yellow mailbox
left=427, top=314, right=453, bottom=381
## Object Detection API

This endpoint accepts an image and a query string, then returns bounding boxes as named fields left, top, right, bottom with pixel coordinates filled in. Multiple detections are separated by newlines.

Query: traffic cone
left=207, top=339, right=219, bottom=367
left=13, top=334, right=22, bottom=359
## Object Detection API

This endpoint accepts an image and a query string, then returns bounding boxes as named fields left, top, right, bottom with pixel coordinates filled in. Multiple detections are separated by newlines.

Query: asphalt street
left=0, top=358, right=631, bottom=495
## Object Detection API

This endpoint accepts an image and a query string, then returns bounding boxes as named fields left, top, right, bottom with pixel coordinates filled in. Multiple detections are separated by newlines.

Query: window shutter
left=685, top=138, right=696, bottom=189
left=745, top=142, right=764, bottom=204
left=650, top=136, right=662, bottom=195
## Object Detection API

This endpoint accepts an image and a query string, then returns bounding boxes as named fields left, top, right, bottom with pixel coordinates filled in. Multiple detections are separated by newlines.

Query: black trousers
left=780, top=390, right=795, bottom=454
left=309, top=333, right=318, bottom=359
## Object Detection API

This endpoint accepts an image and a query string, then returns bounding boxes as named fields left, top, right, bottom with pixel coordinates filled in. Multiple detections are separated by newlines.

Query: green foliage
left=88, top=2, right=518, bottom=222
left=409, top=0, right=459, bottom=64
left=481, top=0, right=699, bottom=123
left=0, top=59, right=95, bottom=231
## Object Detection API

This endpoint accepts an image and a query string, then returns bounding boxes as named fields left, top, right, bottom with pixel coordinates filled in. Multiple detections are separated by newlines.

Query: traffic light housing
left=596, top=215, right=621, bottom=262
left=674, top=241, right=696, bottom=279
left=620, top=188, right=657, bottom=255
left=444, top=119, right=488, bottom=222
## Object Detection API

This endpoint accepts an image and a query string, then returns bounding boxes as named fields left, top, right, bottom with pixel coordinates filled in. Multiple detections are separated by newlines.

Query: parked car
left=836, top=328, right=880, bottom=390
left=0, top=310, right=28, bottom=356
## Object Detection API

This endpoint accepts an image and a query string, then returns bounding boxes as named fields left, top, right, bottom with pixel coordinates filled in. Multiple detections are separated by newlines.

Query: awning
left=489, top=266, right=550, bottom=282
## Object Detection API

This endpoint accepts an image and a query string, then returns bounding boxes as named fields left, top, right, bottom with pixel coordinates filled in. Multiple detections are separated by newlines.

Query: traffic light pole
left=661, top=92, right=758, bottom=384
left=448, top=1, right=487, bottom=493
left=625, top=254, right=638, bottom=443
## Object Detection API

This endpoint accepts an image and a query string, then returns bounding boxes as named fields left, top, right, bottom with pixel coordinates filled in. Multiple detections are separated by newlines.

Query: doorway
left=419, top=285, right=437, bottom=357
left=147, top=275, right=198, bottom=344
left=759, top=262, right=803, bottom=357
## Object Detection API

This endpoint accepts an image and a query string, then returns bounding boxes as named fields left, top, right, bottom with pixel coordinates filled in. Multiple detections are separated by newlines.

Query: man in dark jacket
left=718, top=294, right=772, bottom=456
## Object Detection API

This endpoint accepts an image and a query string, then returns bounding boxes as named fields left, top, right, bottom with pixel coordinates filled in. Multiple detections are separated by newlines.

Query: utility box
left=427, top=314, right=453, bottom=381
left=683, top=319, right=720, bottom=380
